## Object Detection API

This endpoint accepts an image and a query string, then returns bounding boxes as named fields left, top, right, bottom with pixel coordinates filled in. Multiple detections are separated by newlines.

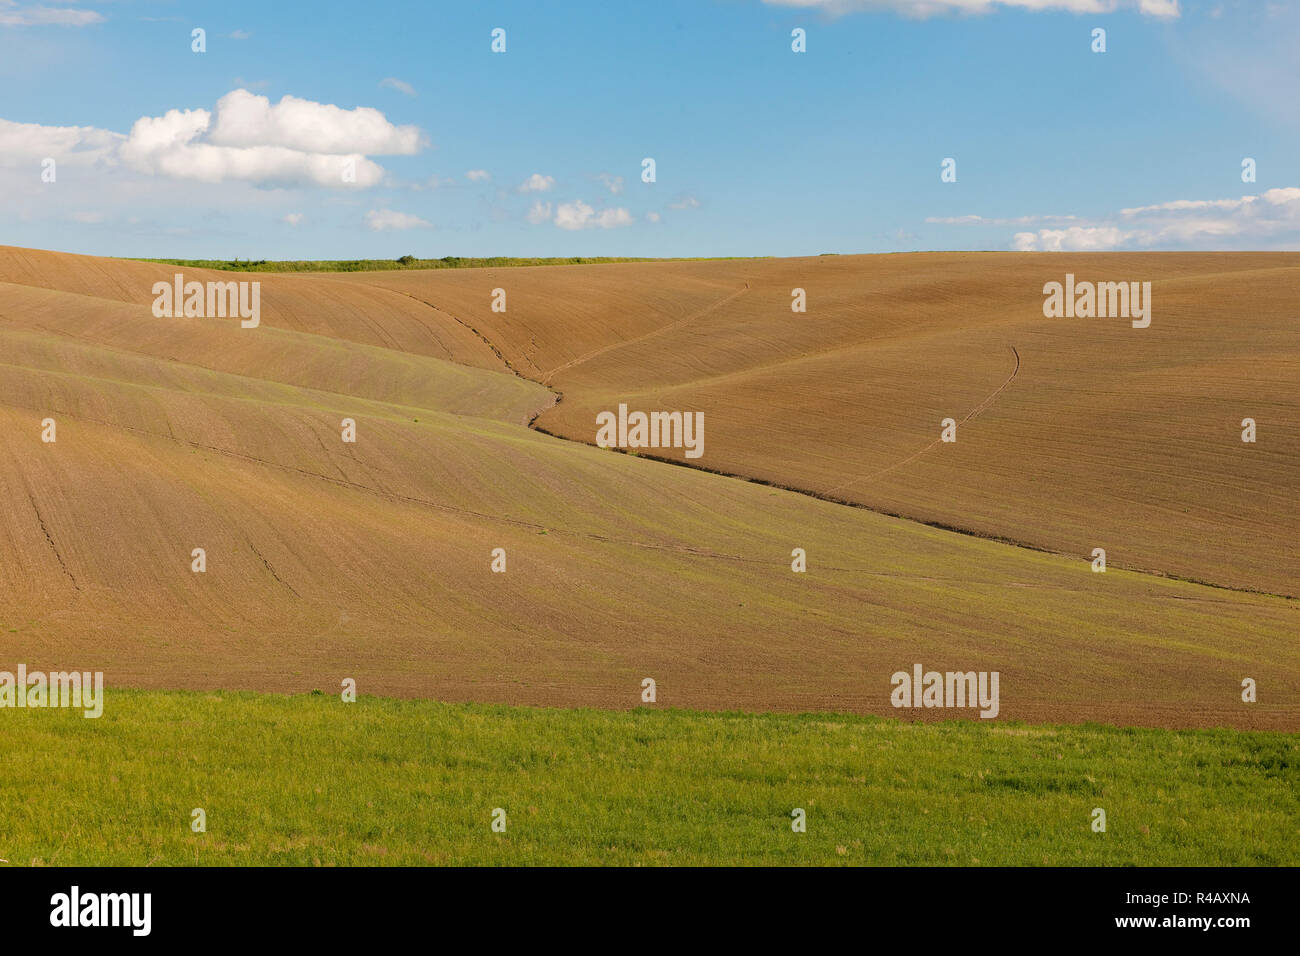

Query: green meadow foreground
left=1, top=691, right=1294, bottom=867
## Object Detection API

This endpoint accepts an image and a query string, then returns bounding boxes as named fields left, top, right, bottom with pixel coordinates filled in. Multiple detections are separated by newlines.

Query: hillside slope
left=337, top=253, right=1300, bottom=597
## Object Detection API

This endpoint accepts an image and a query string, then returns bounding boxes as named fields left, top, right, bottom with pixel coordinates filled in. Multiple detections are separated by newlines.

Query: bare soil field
left=338, top=252, right=1300, bottom=598
left=0, top=246, right=1295, bottom=729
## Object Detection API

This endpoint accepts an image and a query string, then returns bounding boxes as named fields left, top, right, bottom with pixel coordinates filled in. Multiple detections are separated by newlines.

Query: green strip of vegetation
left=129, top=255, right=761, bottom=273
left=1, top=690, right=1294, bottom=866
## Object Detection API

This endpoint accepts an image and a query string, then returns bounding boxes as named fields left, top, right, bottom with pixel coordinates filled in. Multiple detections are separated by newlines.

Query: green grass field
left=1, top=690, right=1294, bottom=866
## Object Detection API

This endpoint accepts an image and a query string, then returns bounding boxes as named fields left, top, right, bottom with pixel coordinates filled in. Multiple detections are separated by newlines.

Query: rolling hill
left=0, top=246, right=1295, bottom=730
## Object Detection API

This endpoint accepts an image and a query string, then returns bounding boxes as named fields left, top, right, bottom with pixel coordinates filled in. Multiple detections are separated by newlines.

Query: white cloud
left=553, top=201, right=594, bottom=230
left=1259, top=187, right=1300, bottom=205
left=926, top=213, right=1078, bottom=225
left=0, top=2, right=105, bottom=27
left=380, top=77, right=416, bottom=96
left=365, top=209, right=430, bottom=231
left=206, top=89, right=421, bottom=155
left=119, top=106, right=389, bottom=188
left=526, top=201, right=553, bottom=224
left=646, top=211, right=662, bottom=223
left=466, top=169, right=491, bottom=182
left=1118, top=190, right=1300, bottom=216
left=281, top=212, right=304, bottom=226
left=595, top=207, right=633, bottom=228
left=597, top=172, right=625, bottom=194
left=0, top=117, right=122, bottom=165
left=517, top=173, right=555, bottom=193
left=760, top=0, right=1179, bottom=17
left=1006, top=187, right=1300, bottom=250
left=0, top=89, right=426, bottom=188
left=552, top=200, right=634, bottom=230
left=1138, top=0, right=1179, bottom=16
left=669, top=195, right=701, bottom=210
left=227, top=29, right=252, bottom=40
left=1012, top=225, right=1131, bottom=251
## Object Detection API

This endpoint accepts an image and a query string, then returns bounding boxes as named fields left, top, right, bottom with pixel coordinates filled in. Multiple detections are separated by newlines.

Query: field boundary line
left=826, top=344, right=1020, bottom=496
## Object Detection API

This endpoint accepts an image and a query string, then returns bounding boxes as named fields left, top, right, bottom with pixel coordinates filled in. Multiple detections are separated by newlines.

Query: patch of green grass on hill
left=0, top=690, right=1294, bottom=866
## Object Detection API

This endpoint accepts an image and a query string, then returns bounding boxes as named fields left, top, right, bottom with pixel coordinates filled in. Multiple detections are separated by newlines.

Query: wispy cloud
left=760, top=0, right=1179, bottom=19
left=997, top=187, right=1300, bottom=250
left=365, top=208, right=430, bottom=231
left=0, top=2, right=105, bottom=27
left=926, top=214, right=1079, bottom=225
left=380, top=77, right=416, bottom=96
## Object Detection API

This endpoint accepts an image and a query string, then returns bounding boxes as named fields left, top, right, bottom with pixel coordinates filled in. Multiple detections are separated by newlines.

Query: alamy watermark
left=152, top=273, right=261, bottom=328
left=595, top=403, right=704, bottom=459
left=1043, top=273, right=1151, bottom=328
left=890, top=663, right=999, bottom=718
left=50, top=886, right=150, bottom=936
left=0, top=665, right=104, bottom=718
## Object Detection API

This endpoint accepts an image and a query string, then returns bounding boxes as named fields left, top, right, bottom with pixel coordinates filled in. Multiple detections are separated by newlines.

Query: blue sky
left=1, top=0, right=1297, bottom=258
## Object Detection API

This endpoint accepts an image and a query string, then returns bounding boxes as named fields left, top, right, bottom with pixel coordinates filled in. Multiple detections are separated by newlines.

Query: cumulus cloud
left=0, top=2, right=105, bottom=27
left=526, top=201, right=553, bottom=224
left=597, top=172, right=625, bottom=194
left=1004, top=187, right=1300, bottom=250
left=206, top=89, right=421, bottom=155
left=380, top=77, right=416, bottom=96
left=517, top=173, right=555, bottom=193
left=466, top=169, right=490, bottom=182
left=760, top=0, right=1179, bottom=17
left=281, top=212, right=304, bottom=226
left=119, top=107, right=387, bottom=188
left=0, top=89, right=425, bottom=188
left=646, top=211, right=662, bottom=223
left=552, top=200, right=634, bottom=230
left=365, top=208, right=430, bottom=231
